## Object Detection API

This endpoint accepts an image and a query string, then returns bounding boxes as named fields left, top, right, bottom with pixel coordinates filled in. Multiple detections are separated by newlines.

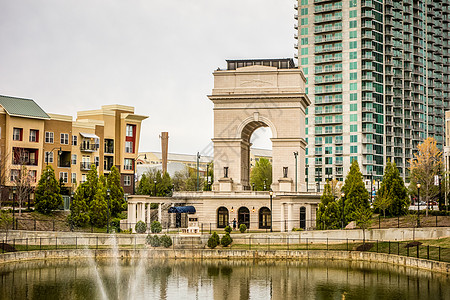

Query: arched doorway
left=300, top=206, right=306, bottom=230
left=217, top=206, right=229, bottom=228
left=238, top=207, right=250, bottom=229
left=258, top=207, right=271, bottom=229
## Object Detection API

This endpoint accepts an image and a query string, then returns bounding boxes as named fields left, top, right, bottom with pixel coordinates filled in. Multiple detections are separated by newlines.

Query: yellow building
left=0, top=95, right=147, bottom=199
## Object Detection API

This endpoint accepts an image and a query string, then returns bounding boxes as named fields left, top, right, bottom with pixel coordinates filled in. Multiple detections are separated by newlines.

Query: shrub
left=135, top=221, right=147, bottom=233
left=239, top=224, right=247, bottom=233
left=160, top=234, right=172, bottom=248
left=146, top=235, right=160, bottom=247
left=208, top=232, right=220, bottom=249
left=121, top=229, right=132, bottom=234
left=220, top=233, right=232, bottom=247
left=292, top=227, right=303, bottom=232
left=224, top=225, right=232, bottom=234
left=151, top=221, right=162, bottom=233
left=110, top=218, right=122, bottom=233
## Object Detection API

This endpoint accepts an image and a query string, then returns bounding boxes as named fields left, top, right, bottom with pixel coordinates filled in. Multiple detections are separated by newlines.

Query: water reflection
left=0, top=258, right=449, bottom=300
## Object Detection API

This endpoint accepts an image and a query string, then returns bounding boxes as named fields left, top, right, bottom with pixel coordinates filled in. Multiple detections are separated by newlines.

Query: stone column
left=170, top=203, right=175, bottom=228
left=287, top=203, right=293, bottom=232
left=280, top=203, right=285, bottom=232
left=147, top=203, right=151, bottom=226
left=128, top=201, right=136, bottom=227
left=158, top=202, right=162, bottom=223
left=306, top=204, right=312, bottom=230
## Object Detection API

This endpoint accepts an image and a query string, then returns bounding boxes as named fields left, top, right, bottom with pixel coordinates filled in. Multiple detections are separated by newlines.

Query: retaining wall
left=0, top=248, right=448, bottom=274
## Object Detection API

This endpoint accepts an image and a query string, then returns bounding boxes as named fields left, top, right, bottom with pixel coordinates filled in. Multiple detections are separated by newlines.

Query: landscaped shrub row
left=145, top=234, right=172, bottom=248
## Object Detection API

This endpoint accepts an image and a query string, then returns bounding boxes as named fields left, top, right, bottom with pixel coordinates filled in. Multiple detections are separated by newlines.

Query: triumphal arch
left=209, top=58, right=310, bottom=192
left=127, top=58, right=320, bottom=232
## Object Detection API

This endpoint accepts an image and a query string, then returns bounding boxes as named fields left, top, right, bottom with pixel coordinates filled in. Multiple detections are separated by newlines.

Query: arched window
left=238, top=207, right=250, bottom=229
left=300, top=206, right=306, bottom=229
left=259, top=207, right=271, bottom=229
left=217, top=207, right=229, bottom=228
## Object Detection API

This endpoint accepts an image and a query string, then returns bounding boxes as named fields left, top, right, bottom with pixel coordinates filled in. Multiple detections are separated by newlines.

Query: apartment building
left=0, top=95, right=147, bottom=196
left=295, top=0, right=450, bottom=190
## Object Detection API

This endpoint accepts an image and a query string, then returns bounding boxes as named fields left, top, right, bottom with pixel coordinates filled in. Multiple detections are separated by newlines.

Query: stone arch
left=258, top=206, right=271, bottom=229
left=236, top=114, right=278, bottom=140
left=217, top=206, right=229, bottom=228
left=238, top=206, right=250, bottom=229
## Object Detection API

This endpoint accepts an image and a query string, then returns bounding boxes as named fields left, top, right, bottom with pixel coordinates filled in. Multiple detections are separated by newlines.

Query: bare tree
left=10, top=148, right=34, bottom=215
left=0, top=152, right=10, bottom=209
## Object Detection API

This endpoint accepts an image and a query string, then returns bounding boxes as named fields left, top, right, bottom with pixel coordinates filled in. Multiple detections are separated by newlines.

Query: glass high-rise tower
left=295, top=0, right=449, bottom=190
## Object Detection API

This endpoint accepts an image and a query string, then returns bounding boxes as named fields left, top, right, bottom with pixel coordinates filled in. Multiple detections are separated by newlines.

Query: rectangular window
left=71, top=173, right=77, bottom=184
left=301, top=8, right=308, bottom=15
left=350, top=135, right=358, bottom=143
left=350, top=52, right=357, bottom=59
left=301, top=18, right=308, bottom=25
left=301, top=28, right=308, bottom=35
left=59, top=172, right=68, bottom=183
left=29, top=170, right=37, bottom=183
left=71, top=154, right=77, bottom=165
left=124, top=175, right=131, bottom=186
left=350, top=93, right=358, bottom=101
left=125, top=141, right=134, bottom=153
left=349, top=10, right=357, bottom=18
left=301, top=0, right=308, bottom=4
left=72, top=135, right=78, bottom=146
left=350, top=31, right=357, bottom=39
left=126, top=124, right=135, bottom=137
left=350, top=72, right=357, bottom=80
left=303, top=67, right=308, bottom=75
left=45, top=132, right=54, bottom=143
left=301, top=38, right=308, bottom=45
left=349, top=41, right=357, bottom=49
left=60, top=133, right=69, bottom=145
left=45, top=152, right=54, bottom=163
left=94, top=156, right=99, bottom=167
left=10, top=169, right=20, bottom=182
left=301, top=58, right=308, bottom=65
left=325, top=157, right=333, bottom=165
left=350, top=114, right=357, bottom=122
left=29, top=129, right=39, bottom=142
left=325, top=136, right=333, bottom=144
left=349, top=20, right=357, bottom=28
left=325, top=147, right=332, bottom=154
left=301, top=48, right=308, bottom=55
left=350, top=83, right=357, bottom=90
left=350, top=124, right=357, bottom=132
left=13, top=128, right=22, bottom=141
left=124, top=158, right=133, bottom=170
left=350, top=103, right=357, bottom=111
left=350, top=62, right=357, bottom=70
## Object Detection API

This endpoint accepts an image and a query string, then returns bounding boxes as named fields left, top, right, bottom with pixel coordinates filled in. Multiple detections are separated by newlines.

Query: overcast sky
left=0, top=0, right=294, bottom=155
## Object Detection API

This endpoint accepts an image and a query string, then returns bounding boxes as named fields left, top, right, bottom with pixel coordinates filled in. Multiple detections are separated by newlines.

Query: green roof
left=0, top=95, right=50, bottom=119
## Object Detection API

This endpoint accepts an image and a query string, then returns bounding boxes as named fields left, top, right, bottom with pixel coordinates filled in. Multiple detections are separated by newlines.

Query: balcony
left=80, top=162, right=93, bottom=171
left=80, top=143, right=98, bottom=152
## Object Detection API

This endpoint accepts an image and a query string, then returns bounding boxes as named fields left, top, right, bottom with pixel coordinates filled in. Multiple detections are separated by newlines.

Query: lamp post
left=196, top=152, right=201, bottom=191
left=154, top=180, right=157, bottom=197
left=133, top=153, right=147, bottom=195
left=106, top=188, right=111, bottom=233
left=206, top=163, right=210, bottom=191
left=293, top=151, right=298, bottom=192
left=370, top=171, right=374, bottom=204
left=417, top=183, right=421, bottom=227
left=252, top=183, right=255, bottom=191
left=341, top=192, right=345, bottom=230
left=264, top=179, right=267, bottom=191
left=12, top=187, right=16, bottom=230
left=46, top=147, right=62, bottom=166
left=269, top=189, right=273, bottom=232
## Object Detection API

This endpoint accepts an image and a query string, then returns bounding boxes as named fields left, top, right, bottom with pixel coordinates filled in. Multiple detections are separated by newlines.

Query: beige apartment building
left=0, top=95, right=147, bottom=198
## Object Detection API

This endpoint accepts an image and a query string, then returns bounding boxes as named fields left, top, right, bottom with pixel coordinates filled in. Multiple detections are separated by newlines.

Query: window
left=350, top=52, right=357, bottom=59
left=60, top=133, right=69, bottom=145
left=124, top=158, right=133, bottom=170
left=81, top=174, right=86, bottom=183
left=350, top=103, right=357, bottom=111
left=350, top=156, right=357, bottom=163
left=125, top=141, right=134, bottom=153
left=301, top=38, right=308, bottom=45
left=45, top=152, right=54, bottom=163
left=349, top=41, right=357, bottom=49
left=29, top=170, right=37, bottom=183
left=124, top=175, right=131, bottom=186
left=350, top=93, right=358, bottom=101
left=126, top=124, right=135, bottom=137
left=72, top=135, right=77, bottom=146
left=325, top=157, right=333, bottom=164
left=45, top=132, right=54, bottom=143
left=301, top=0, right=308, bottom=5
left=94, top=156, right=99, bottom=167
left=349, top=20, right=357, bottom=28
left=71, top=154, right=77, bottom=165
left=60, top=172, right=68, bottom=183
left=71, top=173, right=77, bottom=184
left=350, top=83, right=357, bottom=90
left=349, top=10, right=357, bottom=18
left=350, top=31, right=357, bottom=39
left=301, top=48, right=308, bottom=55
left=13, top=128, right=22, bottom=141
left=10, top=169, right=20, bottom=182
left=301, top=18, right=308, bottom=25
left=29, top=129, right=39, bottom=142
left=301, top=58, right=308, bottom=65
left=350, top=62, right=357, bottom=70
left=350, top=146, right=358, bottom=153
left=350, top=135, right=358, bottom=143
left=301, top=8, right=308, bottom=15
left=349, top=0, right=357, bottom=7
left=350, top=125, right=357, bottom=132
left=301, top=27, right=308, bottom=35
left=350, top=114, right=358, bottom=122
left=350, top=72, right=357, bottom=80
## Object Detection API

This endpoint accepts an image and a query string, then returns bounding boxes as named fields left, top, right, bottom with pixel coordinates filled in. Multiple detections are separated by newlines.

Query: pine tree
left=316, top=181, right=341, bottom=229
left=106, top=166, right=125, bottom=217
left=137, top=173, right=152, bottom=195
left=69, top=183, right=90, bottom=226
left=90, top=180, right=108, bottom=227
left=341, top=160, right=369, bottom=224
left=34, top=166, right=62, bottom=214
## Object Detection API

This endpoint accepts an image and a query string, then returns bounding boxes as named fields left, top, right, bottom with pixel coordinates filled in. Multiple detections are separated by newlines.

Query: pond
left=0, top=258, right=449, bottom=300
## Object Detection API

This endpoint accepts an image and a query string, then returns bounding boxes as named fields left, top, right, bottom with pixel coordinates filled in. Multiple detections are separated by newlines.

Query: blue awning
left=168, top=206, right=196, bottom=214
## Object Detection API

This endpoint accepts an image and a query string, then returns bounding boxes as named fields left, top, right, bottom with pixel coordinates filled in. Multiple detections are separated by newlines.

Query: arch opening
left=238, top=206, right=250, bottom=229
left=258, top=206, right=271, bottom=229
left=217, top=206, right=229, bottom=228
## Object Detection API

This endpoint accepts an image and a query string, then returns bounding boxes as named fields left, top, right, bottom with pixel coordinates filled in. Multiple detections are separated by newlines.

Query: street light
left=133, top=153, right=147, bottom=195
left=196, top=152, right=201, bottom=191
left=106, top=188, right=111, bottom=233
left=269, top=189, right=273, bottom=232
left=417, top=183, right=421, bottom=227
left=46, top=147, right=62, bottom=166
left=293, top=151, right=298, bottom=192
left=341, top=192, right=345, bottom=230
left=154, top=180, right=157, bottom=197
left=370, top=170, right=374, bottom=204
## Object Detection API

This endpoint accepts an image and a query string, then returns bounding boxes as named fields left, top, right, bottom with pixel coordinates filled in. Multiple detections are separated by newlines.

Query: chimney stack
left=160, top=132, right=169, bottom=174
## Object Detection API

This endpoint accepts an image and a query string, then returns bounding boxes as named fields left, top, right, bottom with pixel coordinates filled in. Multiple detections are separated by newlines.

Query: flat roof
left=225, top=58, right=296, bottom=70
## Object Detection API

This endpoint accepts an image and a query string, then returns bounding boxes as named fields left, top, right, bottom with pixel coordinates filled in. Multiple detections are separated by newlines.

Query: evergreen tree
left=34, top=166, right=63, bottom=214
left=69, top=183, right=90, bottom=226
left=316, top=181, right=341, bottom=229
left=376, top=159, right=409, bottom=216
left=106, top=166, right=125, bottom=217
left=341, top=160, right=369, bottom=224
left=137, top=169, right=173, bottom=196
left=84, top=164, right=99, bottom=205
left=90, top=179, right=107, bottom=227
left=137, top=173, right=152, bottom=195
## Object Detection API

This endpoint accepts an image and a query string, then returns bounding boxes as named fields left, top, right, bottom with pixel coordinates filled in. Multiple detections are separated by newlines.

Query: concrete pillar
left=158, top=202, right=162, bottom=223
left=140, top=203, right=146, bottom=222
left=147, top=203, right=151, bottom=225
left=170, top=203, right=175, bottom=228
left=128, top=202, right=136, bottom=226
left=306, top=204, right=312, bottom=230
left=287, top=203, right=293, bottom=232
left=280, top=203, right=285, bottom=232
